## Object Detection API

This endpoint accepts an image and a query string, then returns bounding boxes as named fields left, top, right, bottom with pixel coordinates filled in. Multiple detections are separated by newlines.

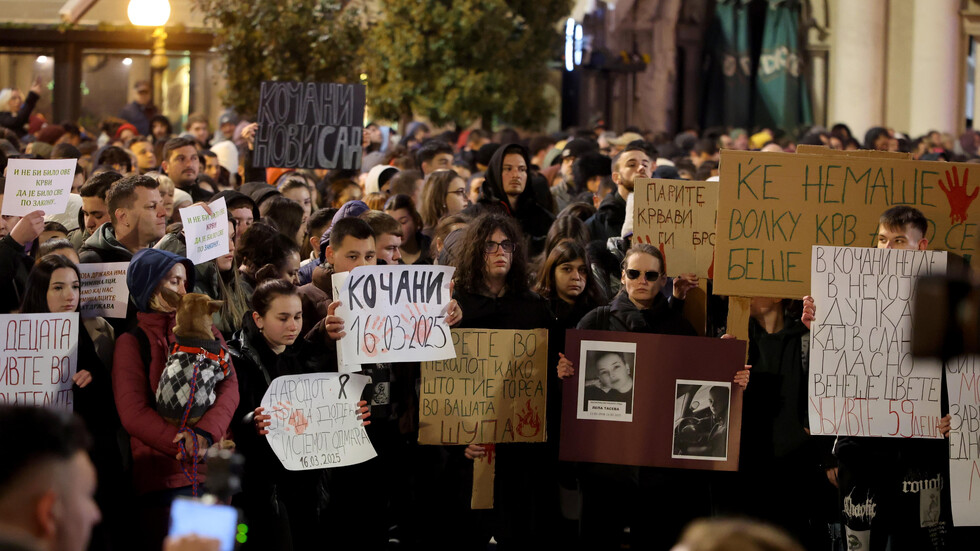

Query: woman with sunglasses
left=559, top=242, right=749, bottom=551
left=418, top=212, right=553, bottom=548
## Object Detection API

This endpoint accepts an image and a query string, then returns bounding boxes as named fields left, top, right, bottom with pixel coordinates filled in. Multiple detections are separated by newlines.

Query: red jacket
left=113, top=311, right=239, bottom=494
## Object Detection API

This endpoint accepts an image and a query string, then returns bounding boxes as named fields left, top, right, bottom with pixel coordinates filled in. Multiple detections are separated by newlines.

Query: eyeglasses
left=446, top=189, right=467, bottom=198
left=484, top=240, right=516, bottom=254
left=625, top=269, right=661, bottom=281
left=137, top=89, right=150, bottom=95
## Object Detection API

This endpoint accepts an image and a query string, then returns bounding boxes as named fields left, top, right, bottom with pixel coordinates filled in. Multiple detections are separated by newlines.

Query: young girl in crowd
left=384, top=193, right=432, bottom=264
left=229, top=275, right=369, bottom=550
left=237, top=220, right=302, bottom=287
left=20, top=255, right=125, bottom=550
left=419, top=168, right=471, bottom=234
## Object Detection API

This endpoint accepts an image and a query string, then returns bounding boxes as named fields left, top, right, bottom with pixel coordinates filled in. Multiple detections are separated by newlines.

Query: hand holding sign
left=336, top=265, right=457, bottom=366
left=179, top=197, right=230, bottom=265
left=9, top=210, right=45, bottom=246
left=2, top=159, right=77, bottom=217
left=261, top=373, right=376, bottom=470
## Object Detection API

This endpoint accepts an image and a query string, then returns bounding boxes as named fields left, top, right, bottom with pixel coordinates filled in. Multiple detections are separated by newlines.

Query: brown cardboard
left=471, top=446, right=496, bottom=509
left=714, top=149, right=980, bottom=298
left=681, top=279, right=709, bottom=336
left=559, top=330, right=746, bottom=471
left=796, top=144, right=913, bottom=160
left=633, top=178, right=719, bottom=277
left=418, top=328, right=549, bottom=445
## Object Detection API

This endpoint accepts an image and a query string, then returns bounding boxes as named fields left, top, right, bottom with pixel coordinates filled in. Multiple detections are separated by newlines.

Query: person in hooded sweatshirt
left=476, top=143, right=555, bottom=258
left=79, top=174, right=168, bottom=264
left=112, top=248, right=239, bottom=550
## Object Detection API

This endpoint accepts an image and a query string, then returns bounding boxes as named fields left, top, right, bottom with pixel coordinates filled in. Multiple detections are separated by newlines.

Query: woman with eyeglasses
left=558, top=242, right=749, bottom=551
left=418, top=212, right=553, bottom=548
left=419, top=169, right=471, bottom=235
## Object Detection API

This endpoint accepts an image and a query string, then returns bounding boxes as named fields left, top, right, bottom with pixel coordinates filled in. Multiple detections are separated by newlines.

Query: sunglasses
left=484, top=240, right=516, bottom=254
left=625, top=269, right=660, bottom=281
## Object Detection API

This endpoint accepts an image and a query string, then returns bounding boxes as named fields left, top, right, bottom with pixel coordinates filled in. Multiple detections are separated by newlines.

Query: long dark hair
left=535, top=241, right=606, bottom=306
left=454, top=213, right=529, bottom=295
left=21, top=255, right=80, bottom=314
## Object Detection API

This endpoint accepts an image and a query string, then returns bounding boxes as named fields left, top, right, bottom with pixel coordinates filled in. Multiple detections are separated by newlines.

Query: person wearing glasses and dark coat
left=414, top=212, right=553, bottom=549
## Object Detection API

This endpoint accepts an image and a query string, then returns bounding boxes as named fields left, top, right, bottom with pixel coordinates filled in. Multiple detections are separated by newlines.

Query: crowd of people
left=0, top=76, right=977, bottom=551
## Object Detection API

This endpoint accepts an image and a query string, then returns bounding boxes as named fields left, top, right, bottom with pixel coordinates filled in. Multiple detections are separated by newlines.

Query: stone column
left=908, top=0, right=961, bottom=137
left=828, top=0, right=886, bottom=140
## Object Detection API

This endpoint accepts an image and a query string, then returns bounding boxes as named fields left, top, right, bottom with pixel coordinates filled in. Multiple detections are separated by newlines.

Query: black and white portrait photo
left=577, top=341, right=637, bottom=422
left=671, top=380, right=731, bottom=460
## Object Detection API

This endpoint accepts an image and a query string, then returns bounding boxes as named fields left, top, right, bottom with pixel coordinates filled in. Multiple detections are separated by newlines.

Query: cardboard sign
left=808, top=246, right=946, bottom=438
left=0, top=312, right=79, bottom=410
left=2, top=159, right=77, bottom=216
left=336, top=265, right=456, bottom=366
left=179, top=197, right=230, bottom=265
left=78, top=263, right=130, bottom=319
left=947, top=355, right=980, bottom=526
left=714, top=149, right=980, bottom=298
left=560, top=330, right=745, bottom=470
left=633, top=178, right=718, bottom=278
left=253, top=81, right=366, bottom=169
left=261, top=372, right=377, bottom=470
left=418, top=328, right=548, bottom=445
left=795, top=144, right=913, bottom=161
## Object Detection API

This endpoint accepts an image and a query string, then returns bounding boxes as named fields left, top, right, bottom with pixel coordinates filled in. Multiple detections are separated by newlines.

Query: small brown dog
left=155, top=290, right=231, bottom=426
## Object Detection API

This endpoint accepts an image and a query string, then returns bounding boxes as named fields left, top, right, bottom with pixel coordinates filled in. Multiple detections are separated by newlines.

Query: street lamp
left=128, top=0, right=171, bottom=110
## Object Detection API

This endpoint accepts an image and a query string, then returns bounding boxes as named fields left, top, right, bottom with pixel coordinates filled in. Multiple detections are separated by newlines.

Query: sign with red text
left=633, top=178, right=718, bottom=277
left=419, top=328, right=548, bottom=445
left=715, top=150, right=980, bottom=298
left=946, top=355, right=980, bottom=525
left=179, top=197, right=229, bottom=265
left=2, top=159, right=77, bottom=216
left=808, top=246, right=945, bottom=438
left=79, top=263, right=129, bottom=319
left=336, top=265, right=455, bottom=365
left=0, top=312, right=79, bottom=411
left=261, top=372, right=376, bottom=470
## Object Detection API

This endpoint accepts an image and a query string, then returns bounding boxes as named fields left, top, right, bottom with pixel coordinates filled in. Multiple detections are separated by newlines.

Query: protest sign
left=947, top=355, right=980, bottom=525
left=78, top=263, right=129, bottom=319
left=336, top=265, right=456, bottom=366
left=0, top=312, right=79, bottom=411
left=419, top=328, right=548, bottom=445
left=714, top=149, right=980, bottom=298
left=796, top=144, right=913, bottom=161
left=253, top=81, right=366, bottom=170
left=807, top=246, right=946, bottom=438
left=633, top=178, right=718, bottom=278
left=560, top=330, right=745, bottom=471
left=261, top=372, right=376, bottom=470
left=2, top=158, right=77, bottom=216
left=179, top=197, right=230, bottom=265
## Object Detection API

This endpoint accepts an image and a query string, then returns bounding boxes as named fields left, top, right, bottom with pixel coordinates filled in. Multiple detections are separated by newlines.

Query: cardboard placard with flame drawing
left=560, top=329, right=746, bottom=471
left=419, top=328, right=548, bottom=445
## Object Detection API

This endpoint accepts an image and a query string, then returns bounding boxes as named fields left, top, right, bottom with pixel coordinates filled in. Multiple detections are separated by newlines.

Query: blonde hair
left=674, top=519, right=804, bottom=551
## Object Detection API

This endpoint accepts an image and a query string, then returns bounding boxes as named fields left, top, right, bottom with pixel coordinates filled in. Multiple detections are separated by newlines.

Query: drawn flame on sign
left=516, top=399, right=541, bottom=438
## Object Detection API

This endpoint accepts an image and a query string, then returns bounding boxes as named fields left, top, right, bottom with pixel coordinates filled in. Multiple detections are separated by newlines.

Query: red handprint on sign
left=938, top=166, right=979, bottom=224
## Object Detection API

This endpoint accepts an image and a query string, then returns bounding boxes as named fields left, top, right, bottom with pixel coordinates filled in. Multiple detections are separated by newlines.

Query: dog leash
left=173, top=347, right=208, bottom=497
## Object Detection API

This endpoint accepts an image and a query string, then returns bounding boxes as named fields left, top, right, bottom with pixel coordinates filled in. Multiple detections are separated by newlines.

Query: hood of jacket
left=127, top=248, right=196, bottom=313
left=82, top=223, right=132, bottom=260
left=479, top=143, right=537, bottom=213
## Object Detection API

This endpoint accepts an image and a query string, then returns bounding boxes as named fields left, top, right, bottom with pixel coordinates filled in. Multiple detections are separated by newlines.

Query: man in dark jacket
left=118, top=81, right=158, bottom=137
left=0, top=207, right=43, bottom=313
left=79, top=175, right=167, bottom=264
left=586, top=143, right=652, bottom=243
left=477, top=142, right=555, bottom=256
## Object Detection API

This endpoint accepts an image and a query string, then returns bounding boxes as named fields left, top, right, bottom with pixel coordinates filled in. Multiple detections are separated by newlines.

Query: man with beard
left=586, top=143, right=653, bottom=242
left=476, top=142, right=554, bottom=257
left=160, top=136, right=201, bottom=192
